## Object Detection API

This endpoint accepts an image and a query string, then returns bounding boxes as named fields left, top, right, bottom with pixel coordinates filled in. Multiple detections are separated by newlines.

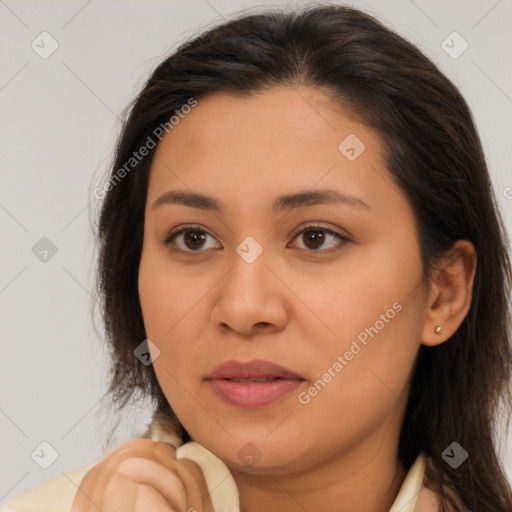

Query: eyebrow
left=151, top=188, right=370, bottom=215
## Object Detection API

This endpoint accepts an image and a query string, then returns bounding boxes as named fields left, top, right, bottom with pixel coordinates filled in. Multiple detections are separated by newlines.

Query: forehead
left=153, top=86, right=379, bottom=162
left=146, top=86, right=403, bottom=220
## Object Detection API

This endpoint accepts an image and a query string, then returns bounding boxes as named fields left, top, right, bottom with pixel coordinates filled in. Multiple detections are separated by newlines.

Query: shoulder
left=0, top=415, right=183, bottom=512
left=1, top=464, right=94, bottom=512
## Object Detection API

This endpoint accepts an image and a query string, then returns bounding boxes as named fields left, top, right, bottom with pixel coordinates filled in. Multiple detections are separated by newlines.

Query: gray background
left=1, top=0, right=511, bottom=501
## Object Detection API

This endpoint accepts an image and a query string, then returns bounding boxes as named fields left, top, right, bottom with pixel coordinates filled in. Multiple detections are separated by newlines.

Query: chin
left=211, top=437, right=304, bottom=473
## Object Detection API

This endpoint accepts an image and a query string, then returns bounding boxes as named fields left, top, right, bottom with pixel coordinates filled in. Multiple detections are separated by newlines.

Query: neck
left=228, top=426, right=409, bottom=512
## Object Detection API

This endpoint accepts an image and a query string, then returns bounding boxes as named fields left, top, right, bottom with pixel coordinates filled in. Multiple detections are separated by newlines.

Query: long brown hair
left=94, top=4, right=512, bottom=511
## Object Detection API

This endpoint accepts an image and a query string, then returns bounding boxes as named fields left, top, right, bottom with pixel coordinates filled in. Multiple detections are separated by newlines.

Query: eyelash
left=163, top=222, right=350, bottom=255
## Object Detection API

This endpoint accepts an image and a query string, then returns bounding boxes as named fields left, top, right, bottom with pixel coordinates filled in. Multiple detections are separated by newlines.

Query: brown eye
left=290, top=224, right=350, bottom=254
left=182, top=231, right=207, bottom=250
left=164, top=223, right=349, bottom=255
left=301, top=229, right=325, bottom=250
left=164, top=225, right=220, bottom=252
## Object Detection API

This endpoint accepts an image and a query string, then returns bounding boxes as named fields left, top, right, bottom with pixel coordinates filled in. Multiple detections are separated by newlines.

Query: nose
left=210, top=246, right=289, bottom=337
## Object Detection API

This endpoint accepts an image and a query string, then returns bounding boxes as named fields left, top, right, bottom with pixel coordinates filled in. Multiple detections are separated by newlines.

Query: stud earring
left=434, top=326, right=442, bottom=335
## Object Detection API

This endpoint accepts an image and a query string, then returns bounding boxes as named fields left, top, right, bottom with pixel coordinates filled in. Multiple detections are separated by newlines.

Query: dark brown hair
left=94, top=3, right=512, bottom=511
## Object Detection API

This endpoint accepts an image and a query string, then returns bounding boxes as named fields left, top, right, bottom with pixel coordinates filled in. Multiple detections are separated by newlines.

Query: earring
left=434, top=326, right=442, bottom=335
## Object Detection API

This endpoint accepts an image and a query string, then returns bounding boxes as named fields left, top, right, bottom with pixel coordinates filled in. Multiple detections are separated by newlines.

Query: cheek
left=138, top=259, right=201, bottom=421
left=319, top=245, right=422, bottom=352
left=300, top=253, right=424, bottom=426
left=294, top=313, right=421, bottom=457
left=138, top=246, right=193, bottom=339
left=138, top=248, right=209, bottom=385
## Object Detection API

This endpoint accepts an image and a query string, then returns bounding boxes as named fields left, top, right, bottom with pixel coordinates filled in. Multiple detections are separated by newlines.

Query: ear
left=421, top=240, right=477, bottom=347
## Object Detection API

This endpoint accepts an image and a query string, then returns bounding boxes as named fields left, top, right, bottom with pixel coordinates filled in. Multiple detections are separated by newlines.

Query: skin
left=71, top=439, right=214, bottom=512
left=74, top=85, right=476, bottom=512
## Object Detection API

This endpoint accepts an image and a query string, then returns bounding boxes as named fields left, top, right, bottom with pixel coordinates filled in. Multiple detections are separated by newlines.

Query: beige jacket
left=1, top=415, right=445, bottom=512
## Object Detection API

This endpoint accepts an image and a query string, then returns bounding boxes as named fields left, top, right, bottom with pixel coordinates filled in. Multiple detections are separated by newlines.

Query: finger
left=103, top=439, right=179, bottom=464
left=70, top=445, right=156, bottom=512
left=134, top=484, right=183, bottom=512
left=72, top=439, right=180, bottom=512
left=115, top=458, right=188, bottom=512
left=103, top=471, right=182, bottom=512
left=103, top=442, right=207, bottom=511
left=71, top=441, right=207, bottom=512
left=70, top=463, right=106, bottom=512
left=101, top=472, right=140, bottom=512
left=72, top=461, right=185, bottom=512
left=177, top=457, right=213, bottom=512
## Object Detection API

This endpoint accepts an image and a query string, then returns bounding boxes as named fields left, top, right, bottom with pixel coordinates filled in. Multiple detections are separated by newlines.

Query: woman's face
left=138, top=86, right=429, bottom=476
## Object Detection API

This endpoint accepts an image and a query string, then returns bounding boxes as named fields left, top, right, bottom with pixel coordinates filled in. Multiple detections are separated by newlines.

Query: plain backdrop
left=1, top=0, right=511, bottom=501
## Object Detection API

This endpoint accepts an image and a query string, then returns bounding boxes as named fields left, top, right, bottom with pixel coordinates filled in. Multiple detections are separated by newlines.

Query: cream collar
left=146, top=415, right=429, bottom=512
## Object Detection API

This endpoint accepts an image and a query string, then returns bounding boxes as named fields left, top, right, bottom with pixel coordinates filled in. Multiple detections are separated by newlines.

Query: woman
left=4, top=3, right=511, bottom=512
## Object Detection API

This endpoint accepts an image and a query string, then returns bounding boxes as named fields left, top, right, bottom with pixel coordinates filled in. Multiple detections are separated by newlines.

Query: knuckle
left=137, top=484, right=184, bottom=511
left=109, top=439, right=177, bottom=462
left=138, top=484, right=166, bottom=502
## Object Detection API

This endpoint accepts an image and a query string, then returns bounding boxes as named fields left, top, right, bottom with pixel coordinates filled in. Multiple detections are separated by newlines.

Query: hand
left=71, top=438, right=213, bottom=512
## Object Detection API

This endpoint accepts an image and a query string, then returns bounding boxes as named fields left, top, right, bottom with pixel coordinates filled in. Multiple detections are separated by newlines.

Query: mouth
left=207, top=376, right=305, bottom=408
left=207, top=358, right=303, bottom=381
left=218, top=377, right=300, bottom=383
left=206, top=359, right=305, bottom=408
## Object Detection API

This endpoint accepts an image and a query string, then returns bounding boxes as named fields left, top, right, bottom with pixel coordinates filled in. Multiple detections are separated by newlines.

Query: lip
left=206, top=359, right=304, bottom=408
left=208, top=378, right=303, bottom=408
left=207, top=359, right=303, bottom=380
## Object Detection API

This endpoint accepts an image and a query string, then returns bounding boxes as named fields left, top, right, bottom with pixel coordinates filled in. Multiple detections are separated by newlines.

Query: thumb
left=175, top=455, right=214, bottom=512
